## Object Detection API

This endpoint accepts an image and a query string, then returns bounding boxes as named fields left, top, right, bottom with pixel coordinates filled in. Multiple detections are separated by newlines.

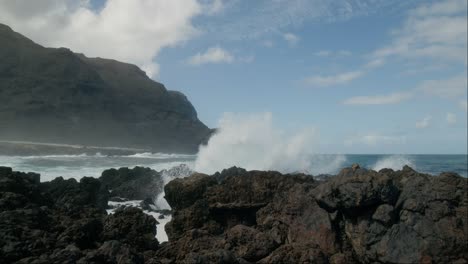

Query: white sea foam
left=154, top=164, right=194, bottom=209
left=0, top=153, right=195, bottom=182
left=372, top=155, right=415, bottom=171
left=194, top=112, right=345, bottom=175
left=124, top=152, right=196, bottom=159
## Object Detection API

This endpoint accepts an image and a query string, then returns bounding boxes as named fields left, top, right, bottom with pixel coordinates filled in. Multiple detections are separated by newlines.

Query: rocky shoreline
left=1, top=165, right=467, bottom=263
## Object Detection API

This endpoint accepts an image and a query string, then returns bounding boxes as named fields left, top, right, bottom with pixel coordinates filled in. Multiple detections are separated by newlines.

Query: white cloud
left=446, top=112, right=457, bottom=124
left=460, top=100, right=468, bottom=112
left=307, top=0, right=466, bottom=89
left=412, top=0, right=467, bottom=18
left=305, top=71, right=363, bottom=87
left=345, top=133, right=406, bottom=147
left=365, top=58, right=386, bottom=69
left=200, top=1, right=410, bottom=41
left=187, top=46, right=234, bottom=65
left=0, top=0, right=204, bottom=78
left=418, top=74, right=467, bottom=98
left=416, top=116, right=432, bottom=128
left=374, top=0, right=467, bottom=63
left=343, top=92, right=413, bottom=105
left=343, top=74, right=467, bottom=107
left=283, top=33, right=299, bottom=46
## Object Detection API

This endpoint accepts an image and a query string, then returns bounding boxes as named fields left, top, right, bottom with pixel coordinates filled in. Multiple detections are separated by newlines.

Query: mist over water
left=372, top=155, right=415, bottom=171
left=194, top=112, right=346, bottom=175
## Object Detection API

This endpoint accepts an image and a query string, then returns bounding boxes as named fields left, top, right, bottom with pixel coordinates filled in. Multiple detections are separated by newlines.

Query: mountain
left=0, top=23, right=212, bottom=153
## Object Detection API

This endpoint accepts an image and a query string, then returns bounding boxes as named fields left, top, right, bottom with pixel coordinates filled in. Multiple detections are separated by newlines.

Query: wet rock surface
left=0, top=166, right=159, bottom=263
left=158, top=166, right=468, bottom=264
left=100, top=166, right=164, bottom=201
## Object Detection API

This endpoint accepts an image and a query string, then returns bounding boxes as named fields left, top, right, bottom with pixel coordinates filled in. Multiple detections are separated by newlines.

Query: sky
left=0, top=0, right=467, bottom=154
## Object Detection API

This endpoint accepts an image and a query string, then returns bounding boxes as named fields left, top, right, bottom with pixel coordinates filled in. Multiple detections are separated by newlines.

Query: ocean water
left=1, top=153, right=466, bottom=181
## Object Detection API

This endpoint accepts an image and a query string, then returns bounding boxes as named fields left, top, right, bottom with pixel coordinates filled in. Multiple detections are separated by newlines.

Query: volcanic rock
left=157, top=166, right=468, bottom=263
left=100, top=166, right=163, bottom=201
left=0, top=166, right=159, bottom=263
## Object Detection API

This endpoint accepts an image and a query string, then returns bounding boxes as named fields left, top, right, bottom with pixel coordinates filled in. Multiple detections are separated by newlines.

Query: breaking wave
left=372, top=155, right=415, bottom=171
left=194, top=112, right=345, bottom=175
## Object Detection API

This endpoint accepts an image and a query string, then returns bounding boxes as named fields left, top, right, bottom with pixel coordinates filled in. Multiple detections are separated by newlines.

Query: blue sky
left=0, top=0, right=466, bottom=154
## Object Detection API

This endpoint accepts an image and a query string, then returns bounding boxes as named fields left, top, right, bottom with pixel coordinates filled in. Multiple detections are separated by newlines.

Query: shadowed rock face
left=99, top=166, right=164, bottom=201
left=0, top=23, right=212, bottom=153
left=0, top=167, right=159, bottom=263
left=159, top=166, right=468, bottom=264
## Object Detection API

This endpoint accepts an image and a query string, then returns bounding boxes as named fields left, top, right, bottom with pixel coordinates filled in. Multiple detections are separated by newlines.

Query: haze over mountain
left=0, top=23, right=212, bottom=153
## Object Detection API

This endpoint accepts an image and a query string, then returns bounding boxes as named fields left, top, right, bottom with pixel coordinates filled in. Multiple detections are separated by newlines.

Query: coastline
left=1, top=165, right=467, bottom=263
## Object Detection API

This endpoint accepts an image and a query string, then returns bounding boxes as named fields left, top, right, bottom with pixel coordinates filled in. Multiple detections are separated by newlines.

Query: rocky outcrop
left=0, top=23, right=212, bottom=153
left=158, top=165, right=468, bottom=263
left=100, top=166, right=163, bottom=201
left=1, top=164, right=466, bottom=263
left=0, top=166, right=159, bottom=263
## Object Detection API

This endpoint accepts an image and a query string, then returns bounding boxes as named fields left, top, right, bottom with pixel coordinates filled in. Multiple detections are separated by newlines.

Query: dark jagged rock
left=1, top=165, right=466, bottom=263
left=165, top=173, right=217, bottom=211
left=100, top=166, right=163, bottom=201
left=157, top=166, right=468, bottom=264
left=0, top=167, right=159, bottom=263
left=103, top=207, right=159, bottom=251
left=0, top=23, right=212, bottom=153
left=41, top=176, right=109, bottom=210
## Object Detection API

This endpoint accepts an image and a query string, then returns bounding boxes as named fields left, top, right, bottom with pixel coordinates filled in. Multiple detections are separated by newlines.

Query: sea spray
left=372, top=155, right=415, bottom=171
left=194, top=112, right=345, bottom=175
left=155, top=164, right=194, bottom=209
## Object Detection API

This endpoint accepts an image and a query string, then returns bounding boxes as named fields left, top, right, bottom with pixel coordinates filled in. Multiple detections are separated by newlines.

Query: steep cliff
left=0, top=23, right=211, bottom=153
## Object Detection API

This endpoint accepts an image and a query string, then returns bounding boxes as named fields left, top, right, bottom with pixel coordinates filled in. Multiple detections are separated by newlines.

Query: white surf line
left=0, top=140, right=150, bottom=152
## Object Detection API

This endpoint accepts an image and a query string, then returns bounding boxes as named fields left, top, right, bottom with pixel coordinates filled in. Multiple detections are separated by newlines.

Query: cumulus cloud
left=0, top=0, right=204, bottom=78
left=343, top=92, right=413, bottom=105
left=345, top=133, right=406, bottom=147
left=187, top=46, right=235, bottom=65
left=416, top=116, right=432, bottom=128
left=446, top=113, right=457, bottom=125
left=305, top=71, right=363, bottom=87
left=283, top=33, right=299, bottom=46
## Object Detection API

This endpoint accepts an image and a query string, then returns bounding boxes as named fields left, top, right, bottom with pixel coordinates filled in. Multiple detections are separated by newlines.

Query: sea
left=1, top=153, right=466, bottom=182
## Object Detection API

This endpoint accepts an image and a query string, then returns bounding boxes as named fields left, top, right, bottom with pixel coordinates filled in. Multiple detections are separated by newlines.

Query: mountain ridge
left=0, top=23, right=212, bottom=153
